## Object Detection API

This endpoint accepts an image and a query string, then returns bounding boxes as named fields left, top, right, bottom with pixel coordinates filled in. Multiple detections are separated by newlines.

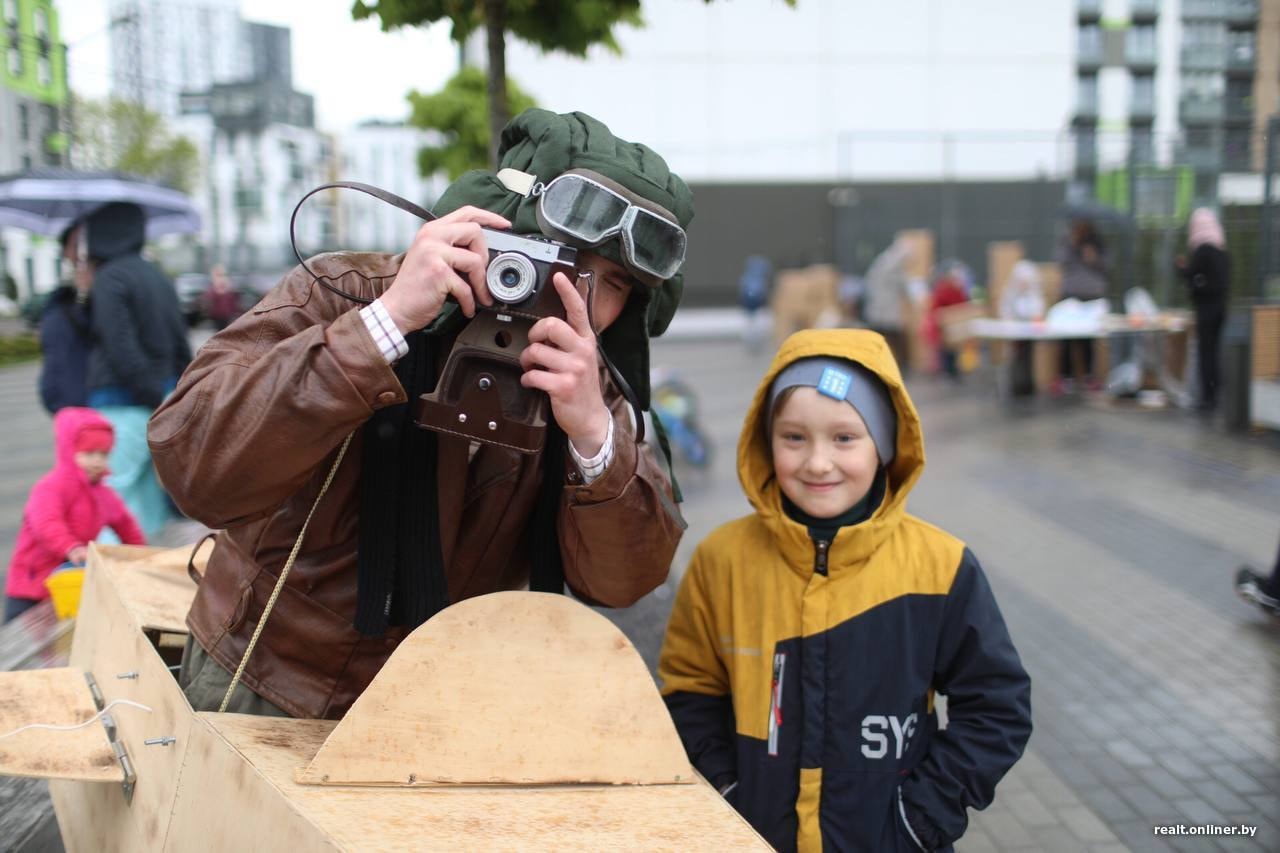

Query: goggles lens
left=539, top=173, right=685, bottom=281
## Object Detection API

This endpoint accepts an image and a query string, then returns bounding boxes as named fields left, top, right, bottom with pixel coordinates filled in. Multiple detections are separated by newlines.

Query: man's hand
left=519, top=272, right=610, bottom=456
left=380, top=206, right=511, bottom=334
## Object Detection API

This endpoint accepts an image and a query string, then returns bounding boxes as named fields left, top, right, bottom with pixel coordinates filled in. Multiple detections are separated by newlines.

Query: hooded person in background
left=148, top=109, right=694, bottom=720
left=1054, top=219, right=1109, bottom=394
left=82, top=202, right=192, bottom=538
left=1176, top=207, right=1230, bottom=412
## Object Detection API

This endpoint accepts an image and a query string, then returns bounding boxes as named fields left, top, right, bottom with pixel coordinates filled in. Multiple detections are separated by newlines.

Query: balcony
left=1130, top=0, right=1159, bottom=21
left=1078, top=41, right=1104, bottom=69
left=1181, top=95, right=1225, bottom=123
left=1127, top=47, right=1158, bottom=71
left=1225, top=95, right=1254, bottom=122
left=1181, top=45, right=1225, bottom=71
left=1181, top=144, right=1222, bottom=171
left=1130, top=96, right=1156, bottom=122
left=1226, top=43, right=1256, bottom=73
left=1182, top=0, right=1258, bottom=23
left=1078, top=0, right=1101, bottom=21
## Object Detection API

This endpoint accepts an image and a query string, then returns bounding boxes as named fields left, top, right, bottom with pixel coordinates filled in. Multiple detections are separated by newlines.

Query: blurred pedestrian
left=738, top=255, right=771, bottom=352
left=924, top=265, right=969, bottom=379
left=1235, top=534, right=1280, bottom=618
left=862, top=236, right=915, bottom=373
left=999, top=260, right=1046, bottom=396
left=1176, top=207, right=1230, bottom=412
left=4, top=408, right=144, bottom=623
left=203, top=264, right=242, bottom=331
left=1054, top=219, right=1109, bottom=395
left=82, top=202, right=192, bottom=538
left=660, top=329, right=1031, bottom=852
left=38, top=224, right=95, bottom=414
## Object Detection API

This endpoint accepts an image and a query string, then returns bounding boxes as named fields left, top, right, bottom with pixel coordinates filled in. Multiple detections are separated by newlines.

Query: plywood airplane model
left=0, top=544, right=767, bottom=851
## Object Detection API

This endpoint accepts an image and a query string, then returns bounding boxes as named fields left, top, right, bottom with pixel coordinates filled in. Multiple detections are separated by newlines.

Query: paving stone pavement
left=1, top=332, right=1277, bottom=852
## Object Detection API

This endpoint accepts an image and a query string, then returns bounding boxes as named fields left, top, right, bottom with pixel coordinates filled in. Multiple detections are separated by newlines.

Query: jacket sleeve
left=39, top=308, right=72, bottom=414
left=27, top=480, right=81, bottom=560
left=91, top=270, right=167, bottom=407
left=104, top=489, right=146, bottom=545
left=901, top=549, right=1032, bottom=849
left=555, top=375, right=685, bottom=607
left=147, top=267, right=405, bottom=529
left=657, top=548, right=737, bottom=789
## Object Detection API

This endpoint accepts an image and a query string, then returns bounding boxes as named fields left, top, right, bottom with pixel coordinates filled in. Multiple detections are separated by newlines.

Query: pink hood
left=5, top=408, right=143, bottom=602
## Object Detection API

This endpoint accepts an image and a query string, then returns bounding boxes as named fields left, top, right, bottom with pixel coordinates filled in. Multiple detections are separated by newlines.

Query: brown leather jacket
left=148, top=252, right=684, bottom=719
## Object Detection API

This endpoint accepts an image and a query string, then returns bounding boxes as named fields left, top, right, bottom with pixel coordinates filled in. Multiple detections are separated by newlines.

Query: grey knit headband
left=767, top=357, right=897, bottom=466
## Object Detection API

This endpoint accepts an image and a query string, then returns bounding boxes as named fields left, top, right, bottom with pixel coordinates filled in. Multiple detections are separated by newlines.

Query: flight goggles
left=534, top=169, right=687, bottom=285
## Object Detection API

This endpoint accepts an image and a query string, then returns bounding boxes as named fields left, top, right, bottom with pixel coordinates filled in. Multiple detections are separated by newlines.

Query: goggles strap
left=496, top=168, right=539, bottom=198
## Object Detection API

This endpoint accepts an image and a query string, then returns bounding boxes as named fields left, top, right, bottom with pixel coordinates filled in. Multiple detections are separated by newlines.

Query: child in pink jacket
left=4, top=407, right=145, bottom=622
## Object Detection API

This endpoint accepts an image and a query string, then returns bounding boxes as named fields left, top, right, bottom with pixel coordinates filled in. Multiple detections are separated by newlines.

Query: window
left=18, top=103, right=28, bottom=140
left=7, top=46, right=21, bottom=77
left=37, top=57, right=50, bottom=86
left=33, top=8, right=48, bottom=39
left=1127, top=25, right=1156, bottom=63
left=2, top=0, right=17, bottom=24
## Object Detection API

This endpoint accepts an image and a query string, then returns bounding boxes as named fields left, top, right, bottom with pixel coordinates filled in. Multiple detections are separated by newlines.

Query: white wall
left=503, top=0, right=1076, bottom=181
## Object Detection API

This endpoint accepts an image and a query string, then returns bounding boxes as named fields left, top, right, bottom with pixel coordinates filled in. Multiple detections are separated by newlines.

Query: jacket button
left=376, top=391, right=396, bottom=405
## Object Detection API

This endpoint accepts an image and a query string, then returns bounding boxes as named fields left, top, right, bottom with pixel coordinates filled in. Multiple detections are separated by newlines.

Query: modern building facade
left=108, top=0, right=247, bottom=119
left=1073, top=0, right=1280, bottom=204
left=174, top=22, right=334, bottom=274
left=0, top=0, right=67, bottom=173
left=1, top=0, right=68, bottom=302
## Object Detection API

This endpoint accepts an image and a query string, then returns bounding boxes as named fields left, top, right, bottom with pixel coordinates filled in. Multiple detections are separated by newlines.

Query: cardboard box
left=771, top=264, right=841, bottom=346
left=986, top=241, right=1024, bottom=314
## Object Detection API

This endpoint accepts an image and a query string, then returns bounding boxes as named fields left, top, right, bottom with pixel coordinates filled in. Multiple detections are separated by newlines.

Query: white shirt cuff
left=359, top=299, right=409, bottom=364
left=568, top=410, right=615, bottom=485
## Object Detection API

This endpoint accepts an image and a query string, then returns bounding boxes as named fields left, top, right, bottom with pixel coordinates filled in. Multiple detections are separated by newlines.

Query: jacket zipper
left=767, top=651, right=786, bottom=756
left=814, top=539, right=830, bottom=576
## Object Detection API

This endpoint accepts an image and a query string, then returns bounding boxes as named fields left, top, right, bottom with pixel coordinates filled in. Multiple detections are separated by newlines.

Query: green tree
left=69, top=96, right=199, bottom=193
left=409, top=66, right=537, bottom=180
left=352, top=0, right=644, bottom=168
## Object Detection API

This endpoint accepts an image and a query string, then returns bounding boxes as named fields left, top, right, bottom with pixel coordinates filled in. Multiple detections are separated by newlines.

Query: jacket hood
left=737, top=329, right=925, bottom=568
left=83, top=202, right=146, bottom=262
left=53, top=407, right=114, bottom=470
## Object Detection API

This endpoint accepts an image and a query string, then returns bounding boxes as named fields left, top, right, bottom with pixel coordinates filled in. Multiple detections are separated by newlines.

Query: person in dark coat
left=1054, top=219, right=1109, bottom=394
left=82, top=202, right=192, bottom=537
left=1236, top=534, right=1280, bottom=618
left=1176, top=208, right=1230, bottom=412
left=38, top=225, right=95, bottom=414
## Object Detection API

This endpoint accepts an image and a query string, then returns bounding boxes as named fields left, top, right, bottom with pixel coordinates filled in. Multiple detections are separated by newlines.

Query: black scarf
left=355, top=331, right=448, bottom=636
left=354, top=331, right=567, bottom=635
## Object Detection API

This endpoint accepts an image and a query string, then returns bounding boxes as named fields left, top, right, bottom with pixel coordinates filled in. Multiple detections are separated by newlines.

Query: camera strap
left=289, top=180, right=438, bottom=305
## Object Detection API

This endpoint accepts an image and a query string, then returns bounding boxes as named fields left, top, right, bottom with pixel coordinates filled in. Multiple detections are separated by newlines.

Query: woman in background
left=1176, top=208, right=1230, bottom=412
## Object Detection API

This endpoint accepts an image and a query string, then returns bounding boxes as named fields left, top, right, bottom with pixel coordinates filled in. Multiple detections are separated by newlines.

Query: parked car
left=173, top=273, right=210, bottom=327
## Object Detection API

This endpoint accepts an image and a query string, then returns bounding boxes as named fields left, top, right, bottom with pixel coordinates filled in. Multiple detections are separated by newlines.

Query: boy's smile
left=770, top=387, right=880, bottom=519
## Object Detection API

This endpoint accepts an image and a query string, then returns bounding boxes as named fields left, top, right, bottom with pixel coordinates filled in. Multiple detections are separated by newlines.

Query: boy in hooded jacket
left=658, top=329, right=1031, bottom=852
left=4, top=408, right=145, bottom=622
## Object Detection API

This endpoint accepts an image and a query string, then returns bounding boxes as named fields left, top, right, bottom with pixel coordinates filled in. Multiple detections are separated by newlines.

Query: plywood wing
left=0, top=667, right=123, bottom=783
left=298, top=591, right=695, bottom=787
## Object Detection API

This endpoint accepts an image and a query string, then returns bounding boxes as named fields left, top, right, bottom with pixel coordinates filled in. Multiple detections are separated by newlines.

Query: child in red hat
left=4, top=407, right=145, bottom=622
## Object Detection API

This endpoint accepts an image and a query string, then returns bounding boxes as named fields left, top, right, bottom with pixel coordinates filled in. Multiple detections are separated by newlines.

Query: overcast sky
left=54, top=0, right=458, bottom=131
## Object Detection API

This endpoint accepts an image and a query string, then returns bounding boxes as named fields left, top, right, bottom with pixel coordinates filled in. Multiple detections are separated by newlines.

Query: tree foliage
left=352, top=0, right=643, bottom=166
left=409, top=66, right=537, bottom=180
left=69, top=96, right=199, bottom=193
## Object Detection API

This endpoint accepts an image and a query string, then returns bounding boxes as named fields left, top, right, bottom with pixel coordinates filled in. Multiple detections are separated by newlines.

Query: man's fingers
left=527, top=316, right=584, bottom=352
left=519, top=369, right=566, bottom=397
left=441, top=268, right=476, bottom=317
left=553, top=272, right=594, bottom=337
left=433, top=205, right=511, bottom=230
left=436, top=245, right=491, bottom=306
left=519, top=341, right=576, bottom=375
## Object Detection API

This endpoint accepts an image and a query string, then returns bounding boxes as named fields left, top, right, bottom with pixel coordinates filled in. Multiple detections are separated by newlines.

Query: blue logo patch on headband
left=817, top=367, right=852, bottom=401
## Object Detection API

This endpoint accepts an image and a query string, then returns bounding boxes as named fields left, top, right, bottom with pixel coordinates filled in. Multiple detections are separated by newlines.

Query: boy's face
left=770, top=387, right=880, bottom=519
left=74, top=450, right=110, bottom=483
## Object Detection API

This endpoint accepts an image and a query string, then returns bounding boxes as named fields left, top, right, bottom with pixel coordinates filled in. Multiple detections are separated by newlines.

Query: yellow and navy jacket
left=658, top=330, right=1031, bottom=852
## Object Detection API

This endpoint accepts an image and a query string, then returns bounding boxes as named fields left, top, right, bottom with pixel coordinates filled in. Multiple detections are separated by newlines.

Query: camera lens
left=486, top=253, right=537, bottom=304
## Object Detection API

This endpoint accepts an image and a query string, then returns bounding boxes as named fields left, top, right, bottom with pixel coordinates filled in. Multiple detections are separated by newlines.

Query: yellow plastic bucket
left=45, top=567, right=86, bottom=620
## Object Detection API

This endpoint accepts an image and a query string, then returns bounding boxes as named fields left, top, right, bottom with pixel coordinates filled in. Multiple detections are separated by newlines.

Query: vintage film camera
left=414, top=229, right=579, bottom=453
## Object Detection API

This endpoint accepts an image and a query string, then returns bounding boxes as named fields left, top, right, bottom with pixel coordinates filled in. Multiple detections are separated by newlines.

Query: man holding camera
left=149, top=110, right=694, bottom=719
